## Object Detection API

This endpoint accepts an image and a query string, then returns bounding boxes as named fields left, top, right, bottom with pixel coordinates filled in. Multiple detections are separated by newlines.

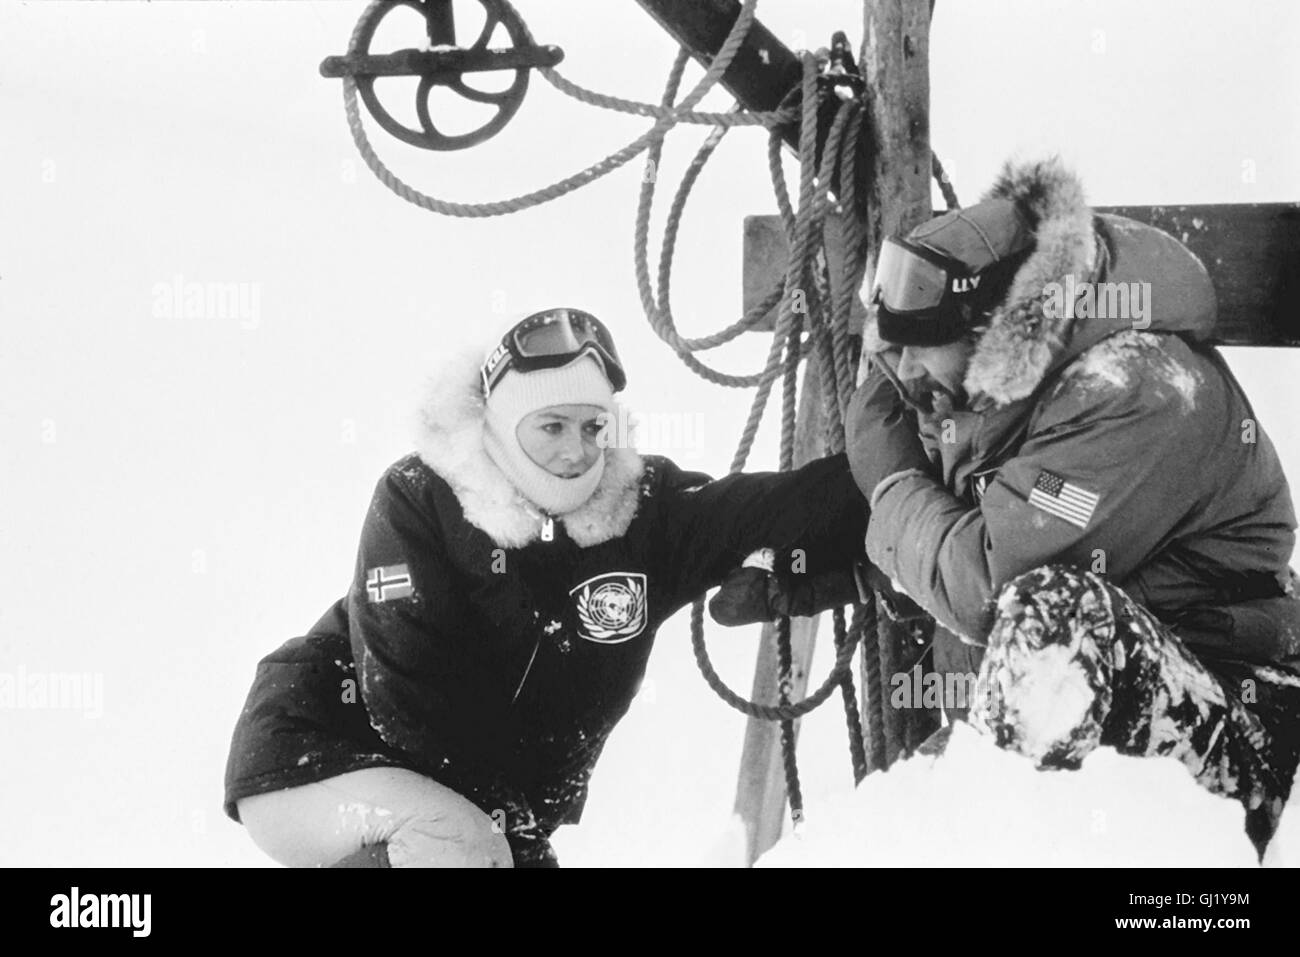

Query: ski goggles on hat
left=868, top=237, right=975, bottom=346
left=481, top=307, right=626, bottom=397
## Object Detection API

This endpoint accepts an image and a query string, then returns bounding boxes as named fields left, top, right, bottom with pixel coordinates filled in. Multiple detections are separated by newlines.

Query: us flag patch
left=366, top=563, right=414, bottom=602
left=1027, top=470, right=1099, bottom=529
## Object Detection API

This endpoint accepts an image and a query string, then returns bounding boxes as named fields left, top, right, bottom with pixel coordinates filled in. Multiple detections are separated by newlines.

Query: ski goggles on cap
left=481, top=307, right=626, bottom=397
left=869, top=237, right=989, bottom=346
left=872, top=238, right=965, bottom=312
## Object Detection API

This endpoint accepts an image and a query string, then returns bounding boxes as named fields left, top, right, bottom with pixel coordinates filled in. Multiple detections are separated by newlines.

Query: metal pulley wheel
left=321, top=0, right=563, bottom=151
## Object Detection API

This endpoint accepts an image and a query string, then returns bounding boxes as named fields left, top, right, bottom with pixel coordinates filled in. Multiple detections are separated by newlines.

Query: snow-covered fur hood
left=961, top=157, right=1099, bottom=405
left=866, top=157, right=1217, bottom=408
left=412, top=348, right=645, bottom=549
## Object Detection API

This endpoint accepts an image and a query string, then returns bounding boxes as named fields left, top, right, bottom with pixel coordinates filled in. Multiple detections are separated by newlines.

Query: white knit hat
left=482, top=354, right=617, bottom=515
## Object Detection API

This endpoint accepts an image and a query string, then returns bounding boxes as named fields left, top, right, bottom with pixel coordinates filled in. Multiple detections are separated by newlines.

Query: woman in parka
left=224, top=307, right=866, bottom=867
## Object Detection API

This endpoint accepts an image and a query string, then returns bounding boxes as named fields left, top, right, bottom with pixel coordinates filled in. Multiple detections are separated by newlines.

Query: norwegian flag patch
left=1027, top=470, right=1099, bottom=529
left=366, top=563, right=414, bottom=602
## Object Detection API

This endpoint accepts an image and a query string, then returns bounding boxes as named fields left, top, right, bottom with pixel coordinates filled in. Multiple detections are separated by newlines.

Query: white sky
left=1, top=0, right=1297, bottom=866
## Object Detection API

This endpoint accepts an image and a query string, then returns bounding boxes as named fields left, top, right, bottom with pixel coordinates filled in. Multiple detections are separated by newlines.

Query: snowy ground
left=757, top=722, right=1280, bottom=868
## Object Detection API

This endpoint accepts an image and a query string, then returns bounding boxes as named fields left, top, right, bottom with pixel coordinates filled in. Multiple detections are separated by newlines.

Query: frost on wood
left=757, top=722, right=1262, bottom=867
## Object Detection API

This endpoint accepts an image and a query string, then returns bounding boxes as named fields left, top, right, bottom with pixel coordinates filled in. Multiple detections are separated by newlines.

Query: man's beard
left=901, top=376, right=962, bottom=416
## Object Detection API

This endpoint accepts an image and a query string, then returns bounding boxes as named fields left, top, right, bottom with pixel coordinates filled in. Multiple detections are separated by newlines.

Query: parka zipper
left=511, top=512, right=558, bottom=704
left=510, top=637, right=542, bottom=705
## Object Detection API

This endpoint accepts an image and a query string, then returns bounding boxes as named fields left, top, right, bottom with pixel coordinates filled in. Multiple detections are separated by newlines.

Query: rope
left=830, top=106, right=866, bottom=416
left=634, top=112, right=799, bottom=385
left=834, top=606, right=869, bottom=784
left=689, top=599, right=866, bottom=721
left=539, top=66, right=794, bottom=127
left=632, top=68, right=791, bottom=387
left=729, top=56, right=822, bottom=460
left=814, top=107, right=871, bottom=787
left=656, top=116, right=781, bottom=354
left=680, top=60, right=870, bottom=738
left=932, top=152, right=960, bottom=210
left=775, top=619, right=805, bottom=825
left=768, top=127, right=797, bottom=236
left=775, top=309, right=804, bottom=823
left=858, top=597, right=886, bottom=772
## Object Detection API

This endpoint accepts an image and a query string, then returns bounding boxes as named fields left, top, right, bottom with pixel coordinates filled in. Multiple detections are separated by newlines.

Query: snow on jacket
left=851, top=158, right=1300, bottom=666
left=225, top=347, right=867, bottom=857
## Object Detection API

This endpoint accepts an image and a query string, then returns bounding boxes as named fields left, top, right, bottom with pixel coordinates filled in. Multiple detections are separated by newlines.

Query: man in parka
left=720, top=157, right=1300, bottom=855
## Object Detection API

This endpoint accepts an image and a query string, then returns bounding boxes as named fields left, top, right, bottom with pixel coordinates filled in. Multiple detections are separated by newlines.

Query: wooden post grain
left=859, top=0, right=933, bottom=766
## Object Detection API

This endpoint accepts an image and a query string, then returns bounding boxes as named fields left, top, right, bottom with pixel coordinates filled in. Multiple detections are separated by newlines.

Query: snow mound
left=757, top=722, right=1258, bottom=867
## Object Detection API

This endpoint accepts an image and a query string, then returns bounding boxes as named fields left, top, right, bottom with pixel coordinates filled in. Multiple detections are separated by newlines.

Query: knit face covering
left=482, top=356, right=615, bottom=516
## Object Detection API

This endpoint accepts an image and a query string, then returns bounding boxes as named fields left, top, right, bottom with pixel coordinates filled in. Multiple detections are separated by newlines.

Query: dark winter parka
left=225, top=349, right=867, bottom=862
left=852, top=158, right=1300, bottom=682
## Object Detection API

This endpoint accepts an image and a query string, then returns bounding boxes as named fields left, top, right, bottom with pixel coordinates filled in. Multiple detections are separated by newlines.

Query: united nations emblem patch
left=570, top=572, right=648, bottom=644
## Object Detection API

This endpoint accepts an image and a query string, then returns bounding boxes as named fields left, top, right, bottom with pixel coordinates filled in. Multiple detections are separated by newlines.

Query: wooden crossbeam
left=633, top=0, right=802, bottom=148
left=1096, top=204, right=1300, bottom=346
left=745, top=204, right=1300, bottom=346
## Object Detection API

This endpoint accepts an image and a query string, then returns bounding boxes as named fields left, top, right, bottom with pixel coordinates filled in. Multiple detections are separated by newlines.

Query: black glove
left=845, top=359, right=933, bottom=504
left=709, top=565, right=777, bottom=626
left=709, top=559, right=871, bottom=626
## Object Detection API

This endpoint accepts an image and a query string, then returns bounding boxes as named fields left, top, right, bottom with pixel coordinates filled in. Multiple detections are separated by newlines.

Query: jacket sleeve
left=862, top=369, right=1206, bottom=643
left=651, top=453, right=868, bottom=609
left=345, top=468, right=552, bottom=862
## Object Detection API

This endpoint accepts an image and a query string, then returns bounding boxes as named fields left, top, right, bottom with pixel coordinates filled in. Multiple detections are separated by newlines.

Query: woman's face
left=516, top=404, right=608, bottom=478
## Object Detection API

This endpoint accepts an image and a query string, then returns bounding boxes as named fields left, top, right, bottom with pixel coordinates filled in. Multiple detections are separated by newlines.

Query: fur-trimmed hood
left=411, top=347, right=645, bottom=549
left=868, top=157, right=1218, bottom=408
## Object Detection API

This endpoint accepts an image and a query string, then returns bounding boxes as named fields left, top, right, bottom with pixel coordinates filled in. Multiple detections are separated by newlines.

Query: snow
left=1066, top=331, right=1204, bottom=412
left=1166, top=363, right=1202, bottom=408
left=980, top=643, right=1097, bottom=763
left=757, top=722, right=1260, bottom=867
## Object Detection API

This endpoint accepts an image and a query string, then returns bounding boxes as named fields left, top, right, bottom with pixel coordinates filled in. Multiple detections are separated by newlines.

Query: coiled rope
left=639, top=54, right=872, bottom=815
